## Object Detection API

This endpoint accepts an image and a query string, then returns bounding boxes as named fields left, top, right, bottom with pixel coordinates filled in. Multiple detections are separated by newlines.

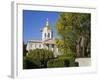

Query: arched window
left=44, top=33, right=46, bottom=38
left=39, top=44, right=41, bottom=48
left=48, top=33, right=50, bottom=38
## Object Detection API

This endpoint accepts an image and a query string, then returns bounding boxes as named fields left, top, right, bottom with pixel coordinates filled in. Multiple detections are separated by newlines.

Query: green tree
left=55, top=12, right=91, bottom=57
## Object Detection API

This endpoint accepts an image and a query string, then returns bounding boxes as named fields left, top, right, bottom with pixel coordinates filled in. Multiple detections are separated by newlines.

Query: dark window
left=48, top=33, right=50, bottom=38
left=45, top=33, right=46, bottom=38
left=39, top=44, right=41, bottom=48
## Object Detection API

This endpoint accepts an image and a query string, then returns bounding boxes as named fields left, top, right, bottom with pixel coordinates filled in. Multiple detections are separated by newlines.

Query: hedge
left=23, top=56, right=41, bottom=69
left=47, top=58, right=64, bottom=68
left=47, top=53, right=76, bottom=68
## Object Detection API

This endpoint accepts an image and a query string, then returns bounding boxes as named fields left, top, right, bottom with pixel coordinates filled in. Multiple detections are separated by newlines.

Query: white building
left=26, top=19, right=60, bottom=57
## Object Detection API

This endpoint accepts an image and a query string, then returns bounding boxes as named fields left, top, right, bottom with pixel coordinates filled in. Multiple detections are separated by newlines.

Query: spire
left=46, top=18, right=49, bottom=27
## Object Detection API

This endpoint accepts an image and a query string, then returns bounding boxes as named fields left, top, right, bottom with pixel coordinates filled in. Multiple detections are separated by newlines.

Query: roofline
left=27, top=40, right=42, bottom=43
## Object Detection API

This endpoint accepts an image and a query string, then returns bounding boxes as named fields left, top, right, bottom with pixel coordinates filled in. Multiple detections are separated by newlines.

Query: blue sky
left=23, top=10, right=59, bottom=43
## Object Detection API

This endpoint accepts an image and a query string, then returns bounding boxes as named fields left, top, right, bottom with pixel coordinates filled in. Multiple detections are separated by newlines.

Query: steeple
left=42, top=18, right=53, bottom=41
left=46, top=18, right=49, bottom=27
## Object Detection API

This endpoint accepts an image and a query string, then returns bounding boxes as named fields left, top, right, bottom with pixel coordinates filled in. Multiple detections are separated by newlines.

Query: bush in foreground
left=23, top=49, right=54, bottom=69
left=47, top=53, right=76, bottom=68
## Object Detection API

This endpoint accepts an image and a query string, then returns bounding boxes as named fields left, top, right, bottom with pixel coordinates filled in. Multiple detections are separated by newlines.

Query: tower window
left=48, top=33, right=50, bottom=38
left=45, top=33, right=46, bottom=38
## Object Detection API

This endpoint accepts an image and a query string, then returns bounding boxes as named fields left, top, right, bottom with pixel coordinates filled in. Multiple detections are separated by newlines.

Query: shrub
left=23, top=56, right=41, bottom=69
left=74, top=62, right=79, bottom=67
left=23, top=49, right=54, bottom=69
left=47, top=58, right=64, bottom=68
left=59, top=56, right=73, bottom=67
left=47, top=53, right=76, bottom=68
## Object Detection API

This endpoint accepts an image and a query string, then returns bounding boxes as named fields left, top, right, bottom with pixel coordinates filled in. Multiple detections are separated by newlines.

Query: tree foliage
left=55, top=12, right=91, bottom=57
